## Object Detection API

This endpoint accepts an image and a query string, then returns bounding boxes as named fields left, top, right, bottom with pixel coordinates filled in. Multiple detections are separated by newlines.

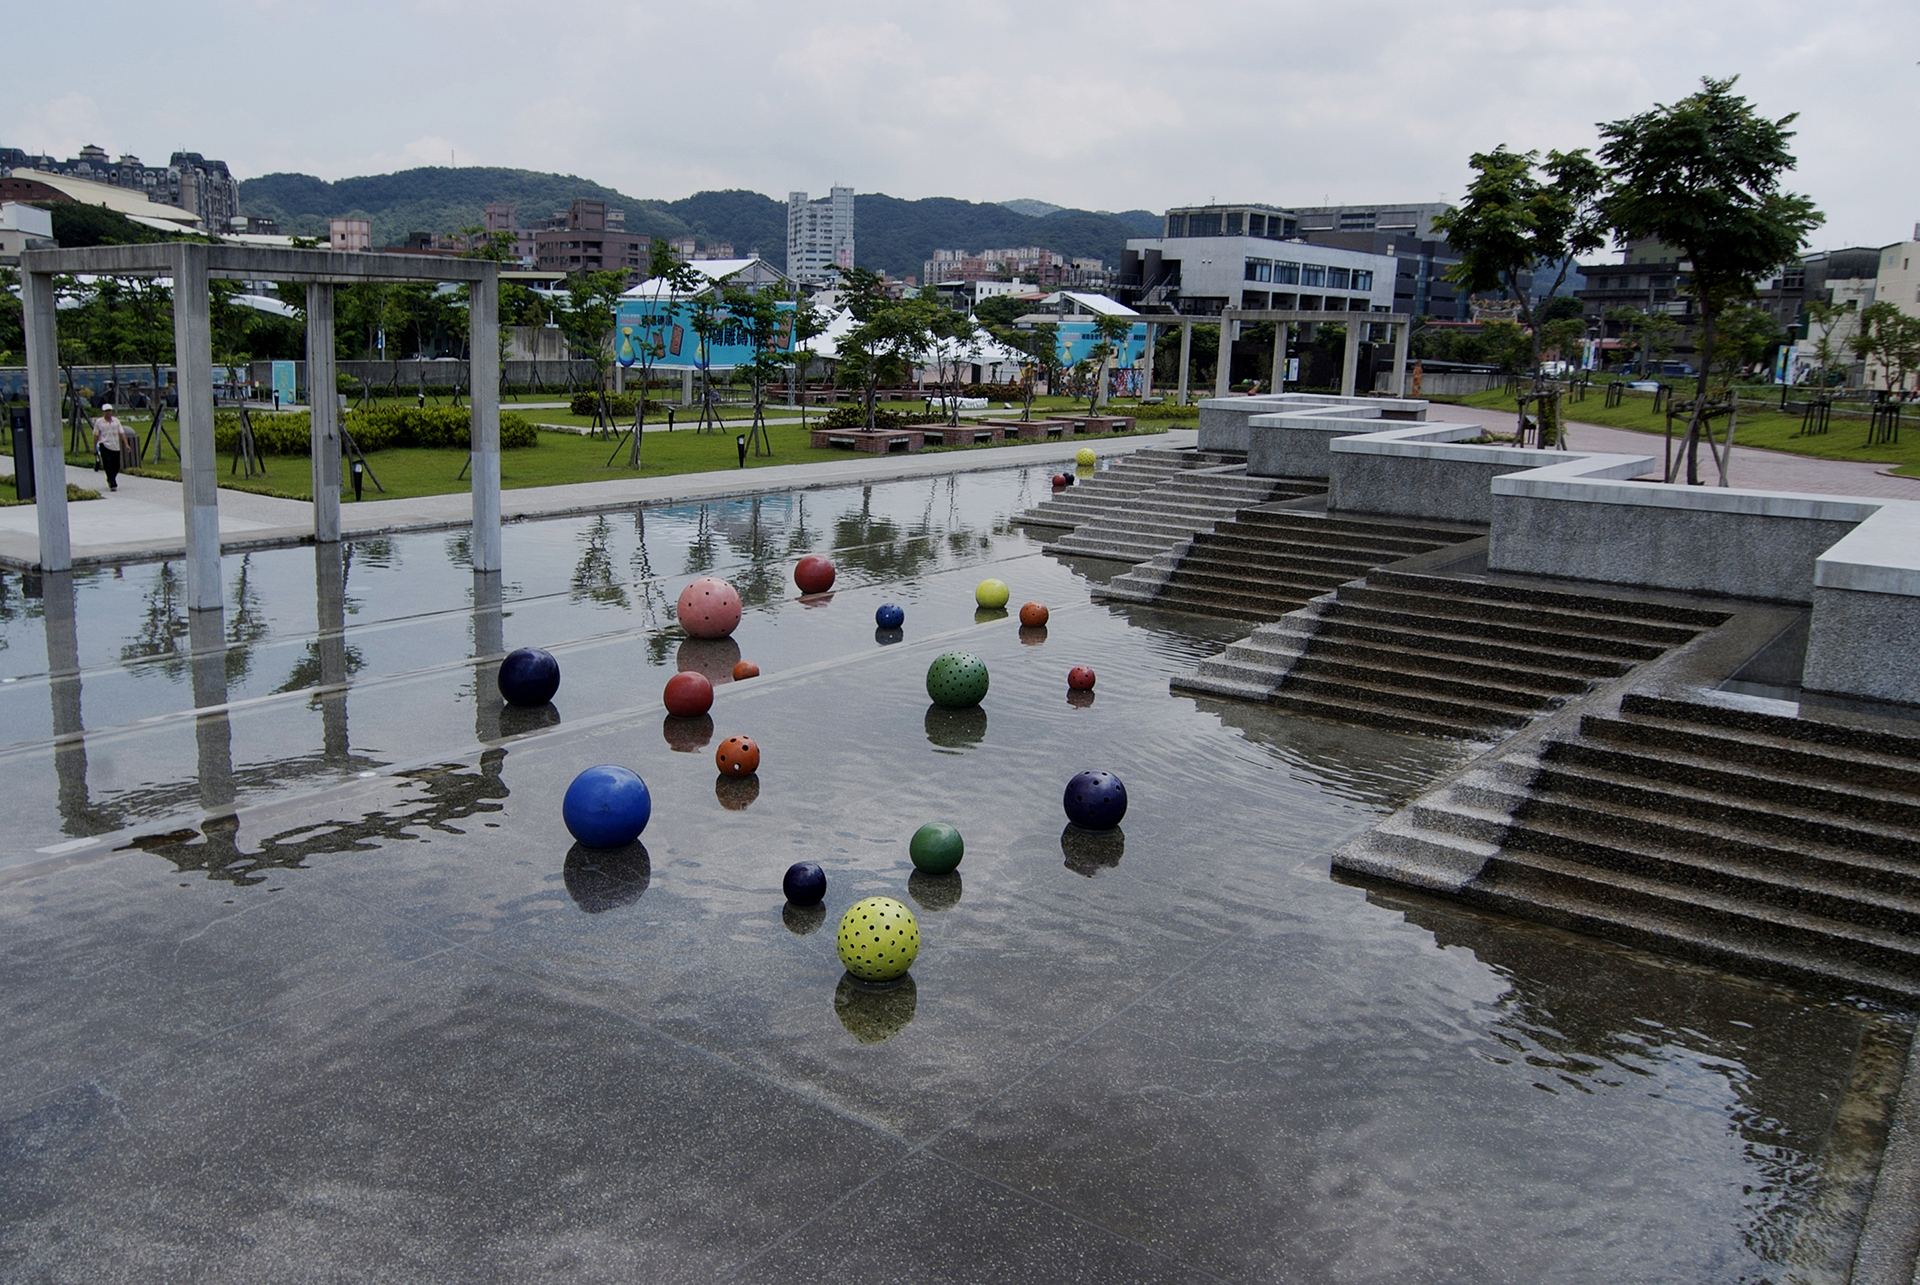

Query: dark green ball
left=926, top=650, right=989, bottom=709
left=909, top=822, right=965, bottom=874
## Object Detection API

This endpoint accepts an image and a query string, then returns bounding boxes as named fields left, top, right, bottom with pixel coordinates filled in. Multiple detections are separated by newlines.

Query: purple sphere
left=783, top=860, right=827, bottom=905
left=1063, top=770, right=1128, bottom=832
left=498, top=646, right=561, bottom=707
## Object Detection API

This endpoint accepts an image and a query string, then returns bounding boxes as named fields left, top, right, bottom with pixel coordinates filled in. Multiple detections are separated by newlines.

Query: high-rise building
left=786, top=187, right=854, bottom=286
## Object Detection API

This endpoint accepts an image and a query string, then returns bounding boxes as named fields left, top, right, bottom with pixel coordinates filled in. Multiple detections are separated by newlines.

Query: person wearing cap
left=91, top=403, right=137, bottom=492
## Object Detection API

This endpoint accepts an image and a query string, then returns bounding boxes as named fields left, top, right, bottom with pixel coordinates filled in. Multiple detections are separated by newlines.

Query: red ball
left=732, top=660, right=760, bottom=681
left=716, top=735, right=761, bottom=777
left=1019, top=602, right=1049, bottom=627
left=663, top=671, right=714, bottom=718
left=1051, top=474, right=1068, bottom=488
left=1067, top=666, right=1096, bottom=691
left=794, top=555, right=837, bottom=594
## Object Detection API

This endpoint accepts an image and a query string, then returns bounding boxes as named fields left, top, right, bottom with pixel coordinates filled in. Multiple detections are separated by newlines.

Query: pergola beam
left=21, top=244, right=493, bottom=284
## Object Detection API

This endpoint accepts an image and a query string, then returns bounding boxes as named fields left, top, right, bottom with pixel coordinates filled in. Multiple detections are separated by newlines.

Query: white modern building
left=1123, top=211, right=1397, bottom=316
left=786, top=187, right=854, bottom=287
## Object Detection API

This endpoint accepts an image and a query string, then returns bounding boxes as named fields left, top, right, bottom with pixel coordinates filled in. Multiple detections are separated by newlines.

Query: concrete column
left=1213, top=312, right=1235, bottom=400
left=21, top=271, right=70, bottom=572
left=1271, top=322, right=1289, bottom=393
left=468, top=269, right=502, bottom=573
left=681, top=368, right=694, bottom=405
left=316, top=543, right=349, bottom=762
left=172, top=244, right=221, bottom=612
left=306, top=283, right=342, bottom=541
left=1391, top=320, right=1410, bottom=397
left=41, top=570, right=91, bottom=834
left=1176, top=323, right=1192, bottom=406
left=613, top=362, right=625, bottom=394
left=189, top=606, right=235, bottom=811
left=1141, top=324, right=1156, bottom=398
left=1340, top=318, right=1361, bottom=398
left=472, top=569, right=504, bottom=744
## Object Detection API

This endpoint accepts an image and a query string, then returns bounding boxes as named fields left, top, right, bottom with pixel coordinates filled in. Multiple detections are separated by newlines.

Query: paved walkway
left=1424, top=402, right=1920, bottom=501
left=0, top=429, right=1194, bottom=567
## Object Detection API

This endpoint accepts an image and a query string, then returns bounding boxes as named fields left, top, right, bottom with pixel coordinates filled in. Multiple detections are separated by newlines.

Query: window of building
left=1302, top=264, right=1327, bottom=288
left=1166, top=214, right=1187, bottom=237
left=1352, top=270, right=1373, bottom=291
left=1326, top=267, right=1351, bottom=290
left=1188, top=213, right=1221, bottom=237
left=1245, top=258, right=1272, bottom=282
left=1273, top=261, right=1300, bottom=284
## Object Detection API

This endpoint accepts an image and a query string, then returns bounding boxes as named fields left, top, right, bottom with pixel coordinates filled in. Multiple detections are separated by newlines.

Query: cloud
left=2, top=0, right=1915, bottom=247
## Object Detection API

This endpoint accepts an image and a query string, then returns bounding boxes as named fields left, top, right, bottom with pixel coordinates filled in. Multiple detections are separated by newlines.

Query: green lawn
left=1445, top=386, right=1920, bottom=476
left=59, top=420, right=1173, bottom=504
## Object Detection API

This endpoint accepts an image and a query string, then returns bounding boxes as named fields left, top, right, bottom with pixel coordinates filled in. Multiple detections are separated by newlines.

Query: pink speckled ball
left=676, top=577, right=743, bottom=639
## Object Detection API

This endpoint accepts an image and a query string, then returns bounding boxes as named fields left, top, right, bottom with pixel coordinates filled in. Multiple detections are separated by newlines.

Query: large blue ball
left=498, top=646, right=561, bottom=707
left=875, top=603, right=905, bottom=629
left=783, top=860, right=827, bottom=905
left=1063, top=770, right=1128, bottom=831
left=563, top=765, right=652, bottom=848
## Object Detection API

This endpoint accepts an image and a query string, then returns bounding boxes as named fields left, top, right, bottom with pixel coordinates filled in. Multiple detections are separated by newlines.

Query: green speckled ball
left=836, top=896, right=921, bottom=982
left=909, top=822, right=965, bottom=874
left=975, top=578, right=1011, bottom=609
left=925, top=650, right=990, bottom=708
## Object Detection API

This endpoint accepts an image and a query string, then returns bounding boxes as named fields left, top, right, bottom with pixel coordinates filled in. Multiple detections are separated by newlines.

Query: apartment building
left=787, top=187, right=854, bottom=286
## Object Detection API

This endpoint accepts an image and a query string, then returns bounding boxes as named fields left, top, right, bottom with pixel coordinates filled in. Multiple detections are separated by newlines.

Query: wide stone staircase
left=1017, top=447, right=1321, bottom=564
left=1098, top=510, right=1477, bottom=622
left=1337, top=692, right=1920, bottom=1002
left=1175, top=570, right=1731, bottom=740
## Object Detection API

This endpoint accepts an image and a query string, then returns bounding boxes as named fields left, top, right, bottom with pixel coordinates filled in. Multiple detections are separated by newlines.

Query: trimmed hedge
left=567, top=392, right=668, bottom=418
left=211, top=408, right=537, bottom=454
left=816, top=404, right=947, bottom=430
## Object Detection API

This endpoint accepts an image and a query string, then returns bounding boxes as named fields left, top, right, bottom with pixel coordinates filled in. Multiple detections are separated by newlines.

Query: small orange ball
left=732, top=660, right=760, bottom=681
left=1019, top=602, right=1049, bottom=627
left=715, top=735, right=761, bottom=777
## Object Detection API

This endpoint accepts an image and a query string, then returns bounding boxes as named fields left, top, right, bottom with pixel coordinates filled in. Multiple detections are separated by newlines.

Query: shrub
left=209, top=408, right=537, bottom=454
left=960, top=382, right=1027, bottom=401
left=568, top=391, right=669, bottom=418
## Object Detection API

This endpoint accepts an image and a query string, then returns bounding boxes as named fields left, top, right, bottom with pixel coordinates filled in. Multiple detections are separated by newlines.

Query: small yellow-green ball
left=1075, top=447, right=1097, bottom=467
left=976, top=578, right=1010, bottom=608
left=836, top=896, right=921, bottom=982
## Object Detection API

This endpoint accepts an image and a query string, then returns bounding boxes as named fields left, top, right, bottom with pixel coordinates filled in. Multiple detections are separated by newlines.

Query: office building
left=533, top=200, right=649, bottom=279
left=1121, top=204, right=1396, bottom=315
left=787, top=187, right=854, bottom=286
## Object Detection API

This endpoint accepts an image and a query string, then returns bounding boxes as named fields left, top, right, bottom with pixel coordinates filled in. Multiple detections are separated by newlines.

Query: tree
left=614, top=240, right=703, bottom=466
left=925, top=304, right=978, bottom=424
left=836, top=268, right=936, bottom=430
left=1599, top=76, right=1824, bottom=483
left=1085, top=313, right=1135, bottom=410
left=1849, top=301, right=1920, bottom=399
left=561, top=269, right=629, bottom=432
left=721, top=283, right=789, bottom=455
left=1709, top=304, right=1784, bottom=386
left=785, top=292, right=830, bottom=430
left=1802, top=298, right=1855, bottom=390
left=1431, top=146, right=1606, bottom=404
left=989, top=323, right=1058, bottom=420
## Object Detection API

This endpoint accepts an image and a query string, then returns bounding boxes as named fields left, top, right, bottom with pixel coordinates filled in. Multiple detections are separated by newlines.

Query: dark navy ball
left=783, top=860, right=827, bottom=905
left=498, top=646, right=561, bottom=707
left=562, top=765, right=652, bottom=849
left=875, top=603, right=905, bottom=629
left=1063, top=770, right=1128, bottom=831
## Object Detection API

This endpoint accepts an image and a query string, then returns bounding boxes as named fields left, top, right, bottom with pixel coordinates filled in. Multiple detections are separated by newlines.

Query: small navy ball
left=1063, top=770, right=1128, bottom=832
left=563, top=765, right=652, bottom=848
left=875, top=603, right=905, bottom=629
left=498, top=646, right=561, bottom=707
left=783, top=860, right=827, bottom=905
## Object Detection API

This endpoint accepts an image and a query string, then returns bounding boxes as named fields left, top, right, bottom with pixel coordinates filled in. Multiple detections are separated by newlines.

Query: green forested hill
left=238, top=167, right=1158, bottom=278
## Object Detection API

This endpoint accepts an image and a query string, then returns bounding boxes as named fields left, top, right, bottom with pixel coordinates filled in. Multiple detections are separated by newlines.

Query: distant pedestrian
left=92, top=403, right=136, bottom=492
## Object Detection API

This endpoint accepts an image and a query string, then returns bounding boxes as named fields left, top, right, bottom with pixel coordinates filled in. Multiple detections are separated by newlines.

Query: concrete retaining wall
left=1329, top=425, right=1611, bottom=525
left=1372, top=370, right=1500, bottom=397
left=1199, top=393, right=1424, bottom=454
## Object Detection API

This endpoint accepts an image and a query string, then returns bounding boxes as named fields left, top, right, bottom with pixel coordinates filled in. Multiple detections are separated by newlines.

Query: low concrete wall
left=1372, top=370, right=1500, bottom=397
left=1199, top=393, right=1425, bottom=453
left=1329, top=425, right=1610, bottom=525
left=1803, top=502, right=1920, bottom=704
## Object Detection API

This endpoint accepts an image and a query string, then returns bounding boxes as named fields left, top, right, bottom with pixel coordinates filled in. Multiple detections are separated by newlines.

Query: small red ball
left=732, top=660, right=760, bottom=681
left=1067, top=666, right=1096, bottom=691
left=663, top=671, right=714, bottom=718
left=716, top=735, right=761, bottom=777
left=1051, top=474, right=1068, bottom=488
left=1019, top=602, right=1049, bottom=627
left=794, top=555, right=837, bottom=594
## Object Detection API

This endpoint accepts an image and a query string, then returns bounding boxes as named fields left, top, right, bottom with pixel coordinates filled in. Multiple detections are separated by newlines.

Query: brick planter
left=810, top=428, right=925, bottom=454
left=924, top=424, right=1006, bottom=446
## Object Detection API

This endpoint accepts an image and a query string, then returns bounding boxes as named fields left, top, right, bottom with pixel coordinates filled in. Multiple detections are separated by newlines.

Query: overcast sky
left=7, top=0, right=1916, bottom=253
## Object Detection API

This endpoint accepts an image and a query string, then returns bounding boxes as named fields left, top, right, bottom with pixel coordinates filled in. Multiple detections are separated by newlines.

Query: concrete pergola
left=1132, top=309, right=1413, bottom=405
left=19, top=244, right=502, bottom=610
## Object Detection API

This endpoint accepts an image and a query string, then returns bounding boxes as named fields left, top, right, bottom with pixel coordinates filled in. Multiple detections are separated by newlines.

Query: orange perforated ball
left=715, top=735, right=761, bottom=777
left=1019, top=602, right=1049, bottom=627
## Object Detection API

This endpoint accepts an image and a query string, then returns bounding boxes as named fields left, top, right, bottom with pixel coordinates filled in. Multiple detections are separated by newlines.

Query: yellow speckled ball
left=836, top=896, right=921, bottom=983
left=1075, top=447, right=1097, bottom=467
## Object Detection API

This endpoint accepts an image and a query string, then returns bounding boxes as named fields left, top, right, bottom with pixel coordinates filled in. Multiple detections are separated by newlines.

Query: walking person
left=92, top=403, right=134, bottom=492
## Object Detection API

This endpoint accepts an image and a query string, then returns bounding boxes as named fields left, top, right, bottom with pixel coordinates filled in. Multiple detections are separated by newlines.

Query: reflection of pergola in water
left=19, top=244, right=506, bottom=607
